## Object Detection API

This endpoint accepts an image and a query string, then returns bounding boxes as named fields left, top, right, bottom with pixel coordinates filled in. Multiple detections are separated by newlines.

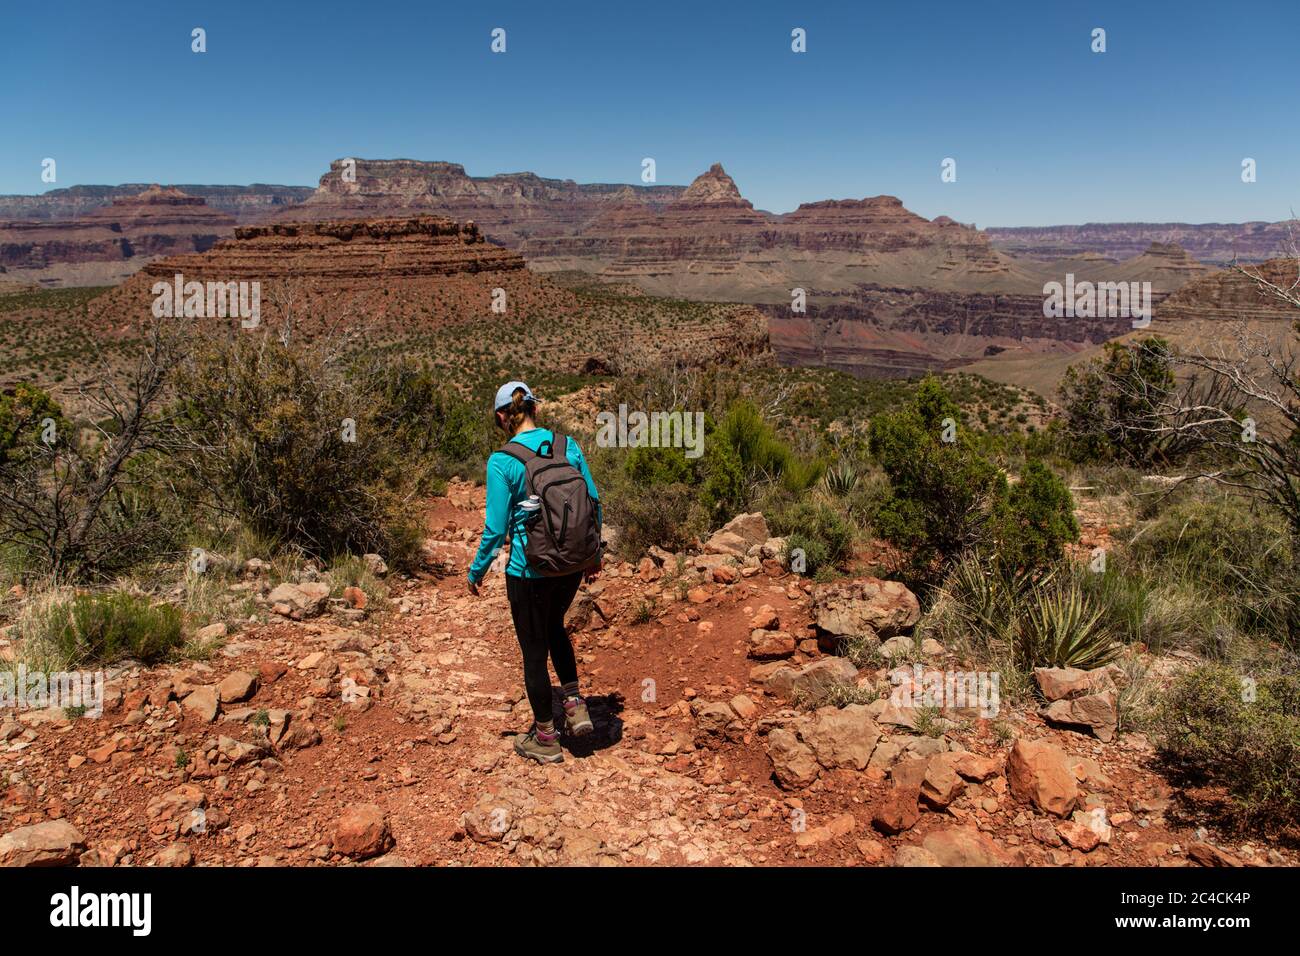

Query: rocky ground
left=0, top=483, right=1290, bottom=868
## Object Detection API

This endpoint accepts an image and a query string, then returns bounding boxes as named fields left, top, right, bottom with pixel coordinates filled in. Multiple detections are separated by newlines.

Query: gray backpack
left=500, top=434, right=602, bottom=576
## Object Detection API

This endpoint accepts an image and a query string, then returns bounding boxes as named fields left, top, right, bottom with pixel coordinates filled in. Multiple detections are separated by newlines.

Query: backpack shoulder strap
left=498, top=442, right=535, bottom=466
left=553, top=434, right=568, bottom=461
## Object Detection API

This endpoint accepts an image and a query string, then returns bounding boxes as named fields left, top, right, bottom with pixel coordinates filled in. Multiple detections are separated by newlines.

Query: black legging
left=505, top=572, right=583, bottom=723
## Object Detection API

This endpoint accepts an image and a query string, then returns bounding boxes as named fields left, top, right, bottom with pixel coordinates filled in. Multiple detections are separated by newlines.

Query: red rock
left=258, top=661, right=288, bottom=684
left=1034, top=666, right=1106, bottom=701
left=217, top=671, right=257, bottom=704
left=811, top=577, right=921, bottom=640
left=1008, top=738, right=1080, bottom=818
left=920, top=752, right=966, bottom=809
left=0, top=820, right=86, bottom=866
left=1056, top=820, right=1101, bottom=852
left=333, top=804, right=394, bottom=860
left=857, top=838, right=886, bottom=864
left=766, top=728, right=820, bottom=790
left=1188, top=842, right=1243, bottom=868
left=921, top=826, right=1013, bottom=866
left=1042, top=690, right=1119, bottom=742
left=145, top=784, right=206, bottom=824
left=181, top=686, right=219, bottom=723
left=952, top=751, right=1003, bottom=782
left=748, top=629, right=796, bottom=660
left=872, top=787, right=921, bottom=835
left=88, top=741, right=117, bottom=764
left=342, top=585, right=368, bottom=609
left=1031, top=818, right=1063, bottom=847
left=750, top=605, right=780, bottom=630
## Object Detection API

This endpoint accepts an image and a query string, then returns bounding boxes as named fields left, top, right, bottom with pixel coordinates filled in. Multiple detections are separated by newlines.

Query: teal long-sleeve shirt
left=467, top=428, right=601, bottom=584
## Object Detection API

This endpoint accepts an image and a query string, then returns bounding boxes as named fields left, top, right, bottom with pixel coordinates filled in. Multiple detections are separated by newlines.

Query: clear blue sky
left=2, top=0, right=1296, bottom=226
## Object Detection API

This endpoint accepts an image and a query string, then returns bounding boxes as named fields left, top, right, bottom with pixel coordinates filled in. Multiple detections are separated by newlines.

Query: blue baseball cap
left=493, top=380, right=538, bottom=413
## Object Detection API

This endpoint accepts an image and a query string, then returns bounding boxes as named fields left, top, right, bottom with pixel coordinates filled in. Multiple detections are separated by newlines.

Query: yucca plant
left=819, top=460, right=860, bottom=498
left=1019, top=576, right=1117, bottom=670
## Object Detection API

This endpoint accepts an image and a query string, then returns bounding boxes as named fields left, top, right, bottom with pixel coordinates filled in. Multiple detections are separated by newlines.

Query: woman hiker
left=466, top=381, right=603, bottom=763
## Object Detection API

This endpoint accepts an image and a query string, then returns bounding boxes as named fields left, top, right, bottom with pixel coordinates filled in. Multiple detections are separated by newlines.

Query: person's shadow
left=496, top=691, right=625, bottom=758
left=551, top=690, right=624, bottom=758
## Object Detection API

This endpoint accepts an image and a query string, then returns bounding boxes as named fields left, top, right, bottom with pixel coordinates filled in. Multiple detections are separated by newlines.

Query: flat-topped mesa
left=525, top=163, right=1020, bottom=293
left=83, top=185, right=235, bottom=233
left=1124, top=241, right=1212, bottom=285
left=0, top=183, right=314, bottom=223
left=140, top=215, right=525, bottom=282
left=780, top=196, right=989, bottom=254
left=291, top=158, right=684, bottom=241
left=91, top=213, right=554, bottom=334
left=107, top=184, right=207, bottom=207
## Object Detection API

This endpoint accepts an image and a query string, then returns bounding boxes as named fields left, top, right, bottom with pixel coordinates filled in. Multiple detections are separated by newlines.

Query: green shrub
left=993, top=460, right=1080, bottom=573
left=1126, top=498, right=1299, bottom=645
left=1058, top=337, right=1181, bottom=466
left=606, top=480, right=702, bottom=557
left=926, top=556, right=1119, bottom=695
left=173, top=334, right=426, bottom=570
left=700, top=400, right=822, bottom=523
left=1152, top=664, right=1300, bottom=833
left=20, top=591, right=184, bottom=667
left=770, top=499, right=855, bottom=576
left=870, top=378, right=1077, bottom=583
left=366, top=359, right=488, bottom=492
left=0, top=383, right=68, bottom=466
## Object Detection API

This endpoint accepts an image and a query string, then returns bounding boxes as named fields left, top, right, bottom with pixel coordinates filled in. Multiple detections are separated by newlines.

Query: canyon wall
left=986, top=221, right=1296, bottom=266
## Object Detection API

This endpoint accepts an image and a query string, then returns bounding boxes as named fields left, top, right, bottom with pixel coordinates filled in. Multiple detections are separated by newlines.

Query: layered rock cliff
left=0, top=183, right=312, bottom=223
left=986, top=221, right=1297, bottom=266
left=0, top=186, right=237, bottom=285
left=286, top=158, right=683, bottom=243
left=768, top=285, right=1147, bottom=380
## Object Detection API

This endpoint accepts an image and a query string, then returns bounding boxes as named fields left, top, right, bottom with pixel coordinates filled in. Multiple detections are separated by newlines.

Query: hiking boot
left=564, top=696, right=594, bottom=736
left=514, top=725, right=563, bottom=764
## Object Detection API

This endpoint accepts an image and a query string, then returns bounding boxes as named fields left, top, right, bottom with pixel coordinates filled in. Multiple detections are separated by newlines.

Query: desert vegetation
left=1, top=253, right=1298, bottom=842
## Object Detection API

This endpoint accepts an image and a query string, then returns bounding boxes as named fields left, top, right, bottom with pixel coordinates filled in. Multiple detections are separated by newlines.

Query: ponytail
left=497, top=387, right=537, bottom=433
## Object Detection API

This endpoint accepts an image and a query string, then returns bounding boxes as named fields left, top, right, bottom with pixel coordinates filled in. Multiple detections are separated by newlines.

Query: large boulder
left=766, top=704, right=882, bottom=788
left=704, top=513, right=770, bottom=557
left=799, top=705, right=881, bottom=771
left=181, top=685, right=219, bottom=723
left=919, top=752, right=966, bottom=809
left=333, top=804, right=394, bottom=860
left=1042, top=690, right=1119, bottom=742
left=0, top=820, right=86, bottom=867
left=748, top=629, right=796, bottom=660
left=146, top=783, right=207, bottom=828
left=871, top=757, right=927, bottom=834
left=812, top=577, right=921, bottom=641
left=1033, top=666, right=1115, bottom=701
left=766, top=657, right=859, bottom=700
left=766, top=728, right=821, bottom=789
left=1008, top=738, right=1080, bottom=817
left=267, top=581, right=331, bottom=618
left=691, top=700, right=741, bottom=741
left=922, top=826, right=1014, bottom=866
left=217, top=670, right=258, bottom=704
